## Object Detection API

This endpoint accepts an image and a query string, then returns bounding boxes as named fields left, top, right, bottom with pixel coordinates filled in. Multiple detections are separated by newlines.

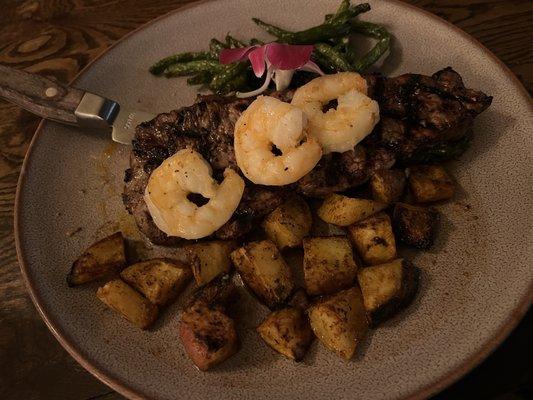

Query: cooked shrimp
left=144, top=149, right=244, bottom=239
left=234, top=96, right=322, bottom=186
left=291, top=72, right=380, bottom=154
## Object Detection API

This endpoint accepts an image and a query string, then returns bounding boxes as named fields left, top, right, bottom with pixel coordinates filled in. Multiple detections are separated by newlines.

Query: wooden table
left=0, top=1, right=531, bottom=399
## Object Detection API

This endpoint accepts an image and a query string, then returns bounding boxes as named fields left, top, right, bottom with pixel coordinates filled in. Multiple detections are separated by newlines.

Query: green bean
left=252, top=18, right=292, bottom=37
left=149, top=51, right=213, bottom=75
left=187, top=72, right=213, bottom=85
left=225, top=34, right=247, bottom=48
left=253, top=4, right=369, bottom=44
left=164, top=60, right=223, bottom=77
left=350, top=20, right=389, bottom=39
left=314, top=43, right=352, bottom=71
left=249, top=38, right=265, bottom=46
left=253, top=18, right=351, bottom=44
left=334, top=0, right=351, bottom=18
left=216, top=74, right=249, bottom=94
left=209, top=38, right=228, bottom=56
left=349, top=21, right=391, bottom=71
left=332, top=3, right=371, bottom=24
left=210, top=63, right=249, bottom=93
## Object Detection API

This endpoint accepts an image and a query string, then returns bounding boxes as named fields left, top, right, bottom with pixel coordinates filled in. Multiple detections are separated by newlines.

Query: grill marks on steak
left=124, top=68, right=491, bottom=244
left=363, top=67, right=492, bottom=162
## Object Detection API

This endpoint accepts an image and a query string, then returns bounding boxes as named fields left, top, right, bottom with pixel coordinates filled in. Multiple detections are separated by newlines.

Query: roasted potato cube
left=392, top=203, right=440, bottom=249
left=408, top=165, right=455, bottom=203
left=317, top=194, right=387, bottom=226
left=231, top=240, right=294, bottom=308
left=263, top=196, right=312, bottom=249
left=120, top=258, right=191, bottom=306
left=189, top=274, right=235, bottom=308
left=67, top=232, right=126, bottom=286
left=257, top=307, right=314, bottom=361
left=96, top=279, right=158, bottom=329
left=348, top=212, right=397, bottom=265
left=370, top=169, right=406, bottom=204
left=303, top=236, right=358, bottom=296
left=186, top=241, right=236, bottom=286
left=179, top=303, right=238, bottom=371
left=357, top=259, right=419, bottom=325
left=308, top=287, right=368, bottom=360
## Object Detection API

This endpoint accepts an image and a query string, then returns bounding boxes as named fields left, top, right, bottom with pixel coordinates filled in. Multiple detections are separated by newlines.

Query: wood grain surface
left=0, top=1, right=531, bottom=399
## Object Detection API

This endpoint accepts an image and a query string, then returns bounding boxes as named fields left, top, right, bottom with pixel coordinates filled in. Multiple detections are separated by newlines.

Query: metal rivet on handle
left=45, top=87, right=58, bottom=97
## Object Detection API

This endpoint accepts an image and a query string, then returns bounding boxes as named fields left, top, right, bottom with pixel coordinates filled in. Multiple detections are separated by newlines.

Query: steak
left=123, top=68, right=491, bottom=244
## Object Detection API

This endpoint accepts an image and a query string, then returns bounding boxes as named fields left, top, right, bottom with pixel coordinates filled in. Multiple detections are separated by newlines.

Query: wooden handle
left=0, top=64, right=85, bottom=124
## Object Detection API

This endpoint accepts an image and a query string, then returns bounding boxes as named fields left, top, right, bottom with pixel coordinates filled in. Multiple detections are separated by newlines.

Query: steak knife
left=0, top=65, right=154, bottom=144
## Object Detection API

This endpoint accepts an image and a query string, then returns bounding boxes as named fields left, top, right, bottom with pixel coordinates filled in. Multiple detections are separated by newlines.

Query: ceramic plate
left=15, top=0, right=532, bottom=399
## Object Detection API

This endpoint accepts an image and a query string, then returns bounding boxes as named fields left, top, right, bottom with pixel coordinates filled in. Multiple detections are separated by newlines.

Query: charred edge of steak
left=363, top=67, right=492, bottom=164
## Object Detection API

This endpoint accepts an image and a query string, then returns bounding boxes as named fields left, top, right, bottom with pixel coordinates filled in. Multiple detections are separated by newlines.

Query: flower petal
left=265, top=43, right=314, bottom=70
left=219, top=46, right=257, bottom=64
left=298, top=60, right=325, bottom=76
left=248, top=47, right=267, bottom=77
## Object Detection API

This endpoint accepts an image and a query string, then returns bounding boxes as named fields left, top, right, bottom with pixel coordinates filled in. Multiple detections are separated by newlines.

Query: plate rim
left=13, top=0, right=533, bottom=399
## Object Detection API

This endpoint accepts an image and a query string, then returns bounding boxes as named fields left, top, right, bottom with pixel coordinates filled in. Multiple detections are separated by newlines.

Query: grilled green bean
left=150, top=51, right=213, bottom=75
left=252, top=18, right=291, bottom=37
left=249, top=38, right=265, bottom=46
left=314, top=43, right=352, bottom=71
left=225, top=35, right=247, bottom=48
left=253, top=4, right=369, bottom=44
left=164, top=60, right=223, bottom=77
left=350, top=21, right=391, bottom=71
left=187, top=72, right=213, bottom=85
left=209, top=38, right=228, bottom=55
left=210, top=63, right=249, bottom=93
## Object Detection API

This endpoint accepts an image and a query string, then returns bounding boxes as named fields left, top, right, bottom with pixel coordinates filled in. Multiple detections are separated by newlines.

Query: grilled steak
left=124, top=68, right=491, bottom=244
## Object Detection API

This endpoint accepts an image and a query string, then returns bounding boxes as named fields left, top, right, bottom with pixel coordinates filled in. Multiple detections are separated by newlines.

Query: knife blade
left=0, top=64, right=154, bottom=145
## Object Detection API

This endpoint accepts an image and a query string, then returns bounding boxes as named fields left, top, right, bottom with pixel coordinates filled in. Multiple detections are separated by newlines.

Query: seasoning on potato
left=303, top=236, right=358, bottom=295
left=96, top=279, right=158, bottom=330
left=67, top=232, right=126, bottom=286
left=120, top=258, right=191, bottom=306
left=348, top=212, right=397, bottom=265
left=308, top=287, right=369, bottom=360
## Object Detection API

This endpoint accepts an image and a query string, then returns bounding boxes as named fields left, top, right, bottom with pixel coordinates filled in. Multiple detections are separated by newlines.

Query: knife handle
left=0, top=64, right=86, bottom=124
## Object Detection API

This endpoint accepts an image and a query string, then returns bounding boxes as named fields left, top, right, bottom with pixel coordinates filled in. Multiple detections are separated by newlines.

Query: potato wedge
left=370, top=169, right=406, bottom=204
left=392, top=203, right=440, bottom=249
left=179, top=275, right=238, bottom=371
left=257, top=307, right=314, bottom=361
left=308, top=287, right=368, bottom=360
left=231, top=240, right=295, bottom=308
left=303, top=236, right=358, bottom=296
left=317, top=194, right=387, bottom=226
left=408, top=165, right=455, bottom=203
left=186, top=241, right=237, bottom=286
left=357, top=259, right=419, bottom=325
left=96, top=279, right=158, bottom=329
left=348, top=212, right=397, bottom=265
left=120, top=258, right=191, bottom=306
left=263, top=196, right=312, bottom=249
left=67, top=232, right=126, bottom=286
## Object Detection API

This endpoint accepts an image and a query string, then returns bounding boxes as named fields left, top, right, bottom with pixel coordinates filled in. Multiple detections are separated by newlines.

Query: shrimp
left=144, top=149, right=245, bottom=239
left=291, top=72, right=380, bottom=154
left=234, top=96, right=322, bottom=186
